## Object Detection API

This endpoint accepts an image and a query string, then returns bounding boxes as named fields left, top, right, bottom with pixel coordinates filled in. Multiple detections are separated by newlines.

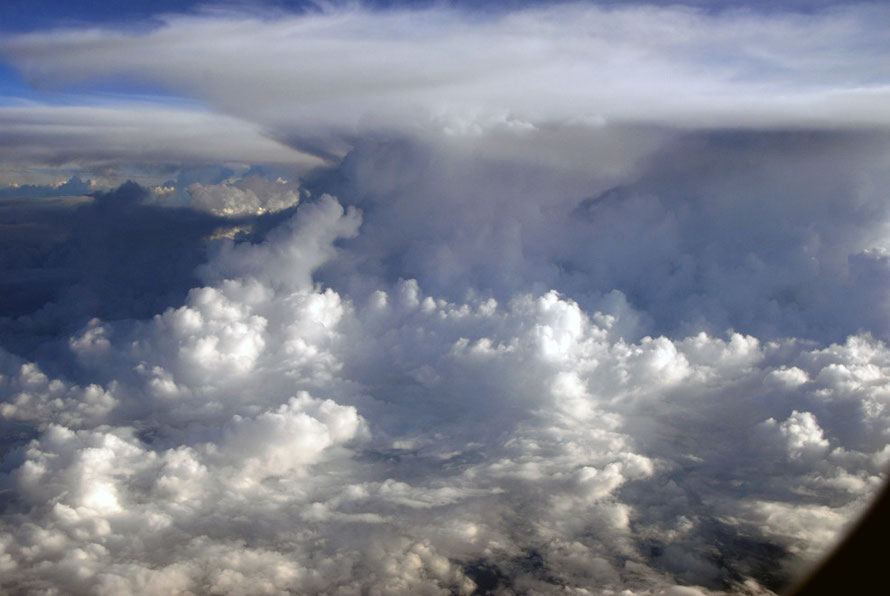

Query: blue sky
left=0, top=0, right=857, bottom=32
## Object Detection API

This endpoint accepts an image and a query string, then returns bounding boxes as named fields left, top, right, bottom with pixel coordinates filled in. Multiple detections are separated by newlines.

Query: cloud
left=186, top=175, right=303, bottom=217
left=0, top=175, right=92, bottom=199
left=0, top=183, right=226, bottom=356
left=3, top=183, right=889, bottom=593
left=2, top=3, right=890, bottom=167
left=0, top=104, right=320, bottom=170
left=308, top=129, right=890, bottom=344
left=1, top=2, right=890, bottom=595
left=0, top=177, right=316, bottom=357
left=3, top=116, right=890, bottom=596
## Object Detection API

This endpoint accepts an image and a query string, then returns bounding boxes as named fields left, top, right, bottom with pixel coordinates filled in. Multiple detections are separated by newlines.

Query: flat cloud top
left=2, top=2, right=890, bottom=167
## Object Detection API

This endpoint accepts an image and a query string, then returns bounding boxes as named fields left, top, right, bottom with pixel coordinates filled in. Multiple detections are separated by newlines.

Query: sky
left=1, top=1, right=890, bottom=594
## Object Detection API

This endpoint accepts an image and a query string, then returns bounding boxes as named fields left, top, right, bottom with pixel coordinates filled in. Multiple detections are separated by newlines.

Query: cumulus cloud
left=187, top=176, right=303, bottom=217
left=1, top=2, right=890, bottom=595
left=309, top=130, right=890, bottom=344
left=3, top=184, right=890, bottom=593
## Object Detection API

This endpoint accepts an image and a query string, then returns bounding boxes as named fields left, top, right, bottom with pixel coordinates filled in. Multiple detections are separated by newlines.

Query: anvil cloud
left=3, top=2, right=890, bottom=164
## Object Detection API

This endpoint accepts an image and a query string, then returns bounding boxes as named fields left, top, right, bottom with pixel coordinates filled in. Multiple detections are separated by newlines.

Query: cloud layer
left=3, top=180, right=890, bottom=593
left=0, top=105, right=318, bottom=172
left=3, top=2, right=890, bottom=165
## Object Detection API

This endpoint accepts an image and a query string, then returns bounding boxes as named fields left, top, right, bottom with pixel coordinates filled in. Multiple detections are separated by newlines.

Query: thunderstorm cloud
left=1, top=2, right=890, bottom=594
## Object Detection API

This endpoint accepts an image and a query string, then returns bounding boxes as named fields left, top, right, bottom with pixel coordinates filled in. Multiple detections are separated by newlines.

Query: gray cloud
left=0, top=105, right=320, bottom=171
left=2, top=3, right=890, bottom=167
left=0, top=176, right=92, bottom=199
left=309, top=129, right=890, bottom=344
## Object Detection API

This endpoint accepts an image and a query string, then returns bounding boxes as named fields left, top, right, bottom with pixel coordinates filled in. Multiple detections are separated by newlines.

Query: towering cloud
left=1, top=2, right=890, bottom=595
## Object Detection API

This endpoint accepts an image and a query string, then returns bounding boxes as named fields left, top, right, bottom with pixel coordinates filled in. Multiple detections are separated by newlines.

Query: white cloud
left=196, top=193, right=361, bottom=293
left=4, top=190, right=888, bottom=593
left=0, top=350, right=116, bottom=429
left=187, top=175, right=302, bottom=217
left=1, top=3, right=890, bottom=594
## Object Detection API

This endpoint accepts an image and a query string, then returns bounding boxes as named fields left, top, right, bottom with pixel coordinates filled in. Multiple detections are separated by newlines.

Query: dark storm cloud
left=0, top=180, right=306, bottom=361
left=309, top=129, right=890, bottom=344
